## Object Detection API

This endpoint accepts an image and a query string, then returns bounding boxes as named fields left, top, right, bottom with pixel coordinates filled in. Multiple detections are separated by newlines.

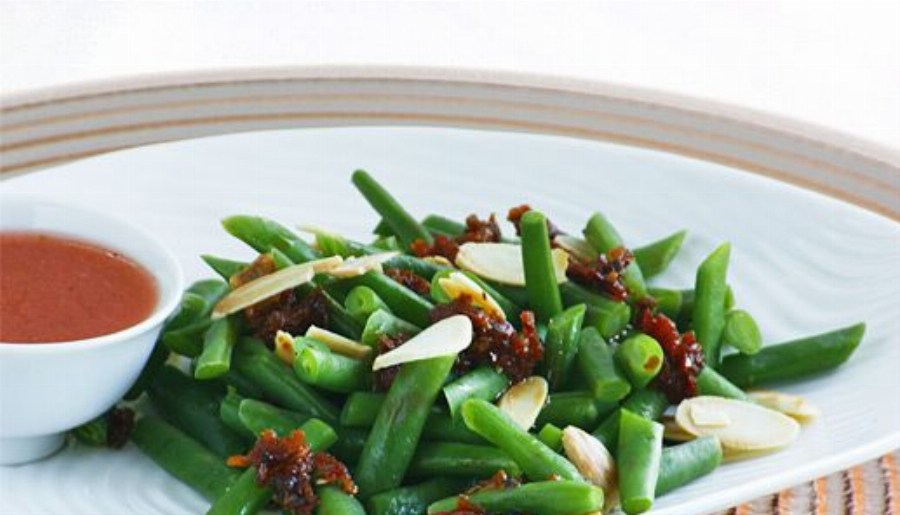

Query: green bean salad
left=80, top=170, right=865, bottom=515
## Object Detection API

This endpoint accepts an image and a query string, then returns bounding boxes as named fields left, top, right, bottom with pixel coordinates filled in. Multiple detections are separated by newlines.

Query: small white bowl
left=0, top=195, right=183, bottom=465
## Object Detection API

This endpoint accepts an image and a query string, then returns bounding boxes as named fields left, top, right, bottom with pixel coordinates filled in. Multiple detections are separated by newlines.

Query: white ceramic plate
left=1, top=125, right=899, bottom=515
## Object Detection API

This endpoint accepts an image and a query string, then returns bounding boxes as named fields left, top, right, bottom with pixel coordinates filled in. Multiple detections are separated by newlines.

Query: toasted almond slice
left=455, top=242, right=569, bottom=286
left=555, top=235, right=598, bottom=262
left=327, top=251, right=400, bottom=278
left=498, top=376, right=548, bottom=430
left=423, top=256, right=455, bottom=267
left=212, top=263, right=315, bottom=319
left=274, top=330, right=299, bottom=364
left=372, top=315, right=472, bottom=371
left=306, top=325, right=373, bottom=359
left=689, top=403, right=731, bottom=427
left=438, top=272, right=506, bottom=321
left=562, top=426, right=618, bottom=512
left=676, top=396, right=800, bottom=453
left=749, top=391, right=820, bottom=424
left=304, top=255, right=346, bottom=273
left=662, top=416, right=696, bottom=442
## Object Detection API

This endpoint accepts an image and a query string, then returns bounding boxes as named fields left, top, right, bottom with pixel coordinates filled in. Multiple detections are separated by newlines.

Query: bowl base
left=0, top=433, right=66, bottom=466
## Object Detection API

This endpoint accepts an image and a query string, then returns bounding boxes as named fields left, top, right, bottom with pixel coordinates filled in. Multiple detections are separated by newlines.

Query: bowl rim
left=0, top=194, right=184, bottom=351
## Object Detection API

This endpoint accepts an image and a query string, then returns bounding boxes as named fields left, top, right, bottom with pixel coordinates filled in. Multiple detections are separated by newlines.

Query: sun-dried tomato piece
left=411, top=214, right=504, bottom=262
left=411, top=234, right=461, bottom=262
left=457, top=214, right=503, bottom=245
left=384, top=268, right=431, bottom=296
left=373, top=332, right=412, bottom=391
left=244, top=288, right=329, bottom=345
left=566, top=247, right=634, bottom=302
left=228, top=430, right=357, bottom=515
left=106, top=407, right=135, bottom=449
left=636, top=304, right=705, bottom=403
left=506, top=204, right=563, bottom=239
left=230, top=254, right=277, bottom=288
left=431, top=297, right=543, bottom=383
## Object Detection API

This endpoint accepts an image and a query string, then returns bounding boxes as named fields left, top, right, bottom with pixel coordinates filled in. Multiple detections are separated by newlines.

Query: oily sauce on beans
left=0, top=232, right=158, bottom=343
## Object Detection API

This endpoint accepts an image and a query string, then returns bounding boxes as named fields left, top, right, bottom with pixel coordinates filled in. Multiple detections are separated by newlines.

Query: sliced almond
left=555, top=235, right=598, bottom=262
left=455, top=242, right=569, bottom=286
left=662, top=416, right=696, bottom=442
left=274, top=330, right=299, bottom=364
left=438, top=272, right=506, bottom=321
left=689, top=403, right=731, bottom=427
left=676, top=396, right=800, bottom=453
left=749, top=391, right=820, bottom=424
left=372, top=315, right=472, bottom=371
left=327, top=251, right=400, bottom=278
left=212, top=263, right=315, bottom=319
left=305, top=325, right=373, bottom=359
left=562, top=426, right=618, bottom=512
left=423, top=256, right=455, bottom=267
left=498, top=376, right=548, bottom=430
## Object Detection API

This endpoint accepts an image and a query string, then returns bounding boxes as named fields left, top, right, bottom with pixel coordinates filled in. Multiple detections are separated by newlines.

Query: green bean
left=559, top=282, right=631, bottom=338
left=656, top=436, right=723, bottom=496
left=162, top=319, right=213, bottom=357
left=148, top=365, right=248, bottom=457
left=340, top=392, right=385, bottom=427
left=383, top=254, right=452, bottom=280
left=294, top=345, right=372, bottom=393
left=220, top=369, right=266, bottom=399
left=576, top=327, right=632, bottom=402
left=341, top=392, right=484, bottom=444
left=616, top=334, right=664, bottom=389
left=330, top=426, right=368, bottom=464
left=723, top=309, right=763, bottom=355
left=372, top=219, right=394, bottom=237
left=409, top=442, right=522, bottom=478
left=160, top=279, right=230, bottom=357
left=321, top=287, right=365, bottom=340
left=461, top=399, right=581, bottom=481
left=422, top=214, right=466, bottom=237
left=206, top=419, right=336, bottom=515
left=431, top=269, right=522, bottom=321
left=237, top=399, right=310, bottom=438
left=427, top=480, right=604, bottom=515
left=361, top=309, right=420, bottom=348
left=368, top=478, right=472, bottom=515
left=617, top=409, right=664, bottom=514
left=543, top=304, right=587, bottom=389
left=693, top=243, right=731, bottom=365
left=341, top=271, right=434, bottom=327
left=592, top=389, right=668, bottom=451
left=719, top=323, right=865, bottom=388
left=220, top=390, right=254, bottom=439
left=536, top=392, right=616, bottom=430
left=696, top=367, right=751, bottom=401
left=206, top=467, right=269, bottom=515
left=443, top=367, right=509, bottom=419
left=537, top=423, right=564, bottom=452
left=314, top=231, right=383, bottom=258
left=488, top=282, right=531, bottom=309
left=521, top=211, right=564, bottom=322
left=316, top=486, right=366, bottom=515
left=201, top=255, right=248, bottom=281
left=352, top=170, right=432, bottom=248
left=633, top=230, right=687, bottom=279
left=232, top=338, right=340, bottom=424
left=72, top=413, right=109, bottom=446
left=647, top=287, right=683, bottom=321
left=371, top=235, right=402, bottom=252
left=356, top=354, right=457, bottom=498
left=583, top=212, right=647, bottom=300
left=131, top=417, right=240, bottom=501
left=167, top=292, right=211, bottom=330
left=195, top=317, right=239, bottom=380
left=676, top=286, right=735, bottom=330
left=345, top=286, right=392, bottom=324
left=222, top=214, right=320, bottom=263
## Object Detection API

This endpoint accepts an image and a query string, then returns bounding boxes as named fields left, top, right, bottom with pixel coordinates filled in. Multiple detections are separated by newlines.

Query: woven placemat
left=712, top=450, right=900, bottom=515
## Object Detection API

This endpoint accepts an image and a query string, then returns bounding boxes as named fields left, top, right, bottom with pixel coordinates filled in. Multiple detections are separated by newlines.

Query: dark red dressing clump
left=566, top=247, right=634, bottom=303
left=227, top=430, right=356, bottom=515
left=636, top=303, right=705, bottom=403
left=431, top=297, right=543, bottom=383
left=411, top=214, right=503, bottom=262
left=384, top=268, right=432, bottom=296
left=506, top=204, right=563, bottom=239
left=106, top=407, right=135, bottom=449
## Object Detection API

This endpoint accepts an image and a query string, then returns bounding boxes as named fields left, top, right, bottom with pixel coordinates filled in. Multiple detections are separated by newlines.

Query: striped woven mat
left=713, top=451, right=900, bottom=515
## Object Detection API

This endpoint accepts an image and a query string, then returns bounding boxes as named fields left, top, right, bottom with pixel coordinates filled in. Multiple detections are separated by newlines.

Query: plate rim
left=1, top=65, right=898, bottom=221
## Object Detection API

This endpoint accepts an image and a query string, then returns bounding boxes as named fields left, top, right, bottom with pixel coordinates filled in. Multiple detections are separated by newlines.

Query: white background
left=1, top=0, right=899, bottom=149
